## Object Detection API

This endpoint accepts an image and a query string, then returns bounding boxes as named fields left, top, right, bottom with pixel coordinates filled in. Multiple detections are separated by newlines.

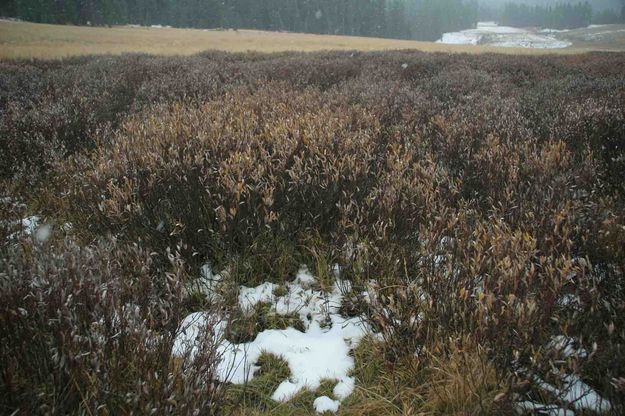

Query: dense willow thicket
left=1, top=50, right=624, bottom=414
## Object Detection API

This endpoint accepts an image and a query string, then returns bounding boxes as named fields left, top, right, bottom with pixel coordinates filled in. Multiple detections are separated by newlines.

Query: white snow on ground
left=548, top=335, right=588, bottom=359
left=516, top=373, right=612, bottom=415
left=438, top=21, right=572, bottom=49
left=536, top=374, right=612, bottom=414
left=313, top=396, right=341, bottom=413
left=174, top=267, right=369, bottom=413
left=539, top=28, right=571, bottom=34
left=239, top=281, right=276, bottom=312
left=5, top=215, right=51, bottom=243
left=514, top=334, right=612, bottom=415
left=20, top=216, right=40, bottom=235
left=557, top=293, right=581, bottom=310
left=185, top=264, right=224, bottom=303
left=333, top=376, right=355, bottom=400
left=515, top=400, right=574, bottom=416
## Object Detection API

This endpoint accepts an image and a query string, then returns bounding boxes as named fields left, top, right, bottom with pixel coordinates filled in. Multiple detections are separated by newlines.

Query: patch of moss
left=272, top=285, right=288, bottom=298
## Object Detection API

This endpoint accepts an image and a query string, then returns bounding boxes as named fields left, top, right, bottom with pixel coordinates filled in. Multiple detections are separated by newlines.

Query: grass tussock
left=421, top=338, right=506, bottom=415
left=1, top=49, right=624, bottom=414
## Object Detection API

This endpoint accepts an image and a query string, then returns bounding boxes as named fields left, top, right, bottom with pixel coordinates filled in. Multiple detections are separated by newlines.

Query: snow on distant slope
left=583, top=28, right=625, bottom=40
left=438, top=22, right=572, bottom=49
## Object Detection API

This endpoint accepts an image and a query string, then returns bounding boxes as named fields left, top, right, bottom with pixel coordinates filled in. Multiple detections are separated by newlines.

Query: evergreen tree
left=501, top=2, right=592, bottom=29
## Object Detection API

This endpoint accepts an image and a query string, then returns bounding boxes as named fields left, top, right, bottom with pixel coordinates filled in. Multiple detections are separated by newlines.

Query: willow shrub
left=1, top=50, right=624, bottom=412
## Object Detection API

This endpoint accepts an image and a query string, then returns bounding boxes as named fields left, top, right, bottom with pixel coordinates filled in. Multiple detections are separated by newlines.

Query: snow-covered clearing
left=173, top=267, right=369, bottom=413
left=438, top=21, right=572, bottom=49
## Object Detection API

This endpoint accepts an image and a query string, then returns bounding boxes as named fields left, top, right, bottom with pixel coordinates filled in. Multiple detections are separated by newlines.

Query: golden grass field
left=4, top=19, right=622, bottom=59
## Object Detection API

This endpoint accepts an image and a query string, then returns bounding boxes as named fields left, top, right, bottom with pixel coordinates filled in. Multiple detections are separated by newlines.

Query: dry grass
left=0, top=20, right=600, bottom=59
left=421, top=339, right=505, bottom=415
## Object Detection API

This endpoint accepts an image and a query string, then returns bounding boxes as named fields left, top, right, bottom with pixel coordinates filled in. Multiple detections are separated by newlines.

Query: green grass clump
left=226, top=302, right=305, bottom=344
left=226, top=353, right=292, bottom=412
left=231, top=232, right=303, bottom=287
left=225, top=354, right=341, bottom=415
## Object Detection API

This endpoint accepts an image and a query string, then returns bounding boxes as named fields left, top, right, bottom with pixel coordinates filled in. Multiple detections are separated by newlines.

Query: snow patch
left=557, top=293, right=581, bottom=309
left=174, top=268, right=368, bottom=412
left=515, top=333, right=612, bottom=415
left=515, top=400, right=574, bottom=416
left=333, top=376, right=355, bottom=400
left=555, top=374, right=611, bottom=413
left=185, top=264, right=223, bottom=303
left=438, top=21, right=572, bottom=49
left=295, top=267, right=317, bottom=287
left=313, top=396, right=340, bottom=413
left=548, top=335, right=588, bottom=359
left=533, top=373, right=612, bottom=414
left=239, top=282, right=277, bottom=313
left=21, top=216, right=40, bottom=235
left=539, top=28, right=570, bottom=34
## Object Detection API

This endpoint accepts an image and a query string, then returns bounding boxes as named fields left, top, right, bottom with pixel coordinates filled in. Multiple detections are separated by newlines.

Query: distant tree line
left=407, top=0, right=479, bottom=41
left=477, top=1, right=625, bottom=28
left=500, top=2, right=593, bottom=29
left=593, top=7, right=624, bottom=24
left=0, top=0, right=478, bottom=41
